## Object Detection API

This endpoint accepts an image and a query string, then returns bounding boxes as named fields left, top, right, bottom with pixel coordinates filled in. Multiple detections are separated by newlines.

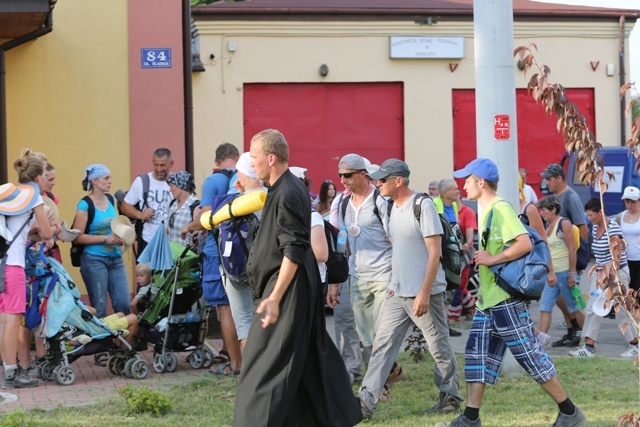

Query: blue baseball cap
left=452, top=158, right=500, bottom=182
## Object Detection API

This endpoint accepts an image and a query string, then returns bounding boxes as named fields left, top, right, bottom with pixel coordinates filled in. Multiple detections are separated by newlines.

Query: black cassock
left=233, top=170, right=362, bottom=427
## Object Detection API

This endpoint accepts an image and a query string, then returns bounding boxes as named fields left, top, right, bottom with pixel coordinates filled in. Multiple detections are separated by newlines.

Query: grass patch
left=0, top=353, right=637, bottom=426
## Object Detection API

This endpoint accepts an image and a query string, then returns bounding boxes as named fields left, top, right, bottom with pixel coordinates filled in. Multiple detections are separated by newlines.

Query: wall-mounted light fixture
left=319, top=64, right=329, bottom=77
left=517, top=60, right=526, bottom=71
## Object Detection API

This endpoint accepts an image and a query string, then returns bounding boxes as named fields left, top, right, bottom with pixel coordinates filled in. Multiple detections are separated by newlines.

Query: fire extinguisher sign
left=494, top=115, right=510, bottom=140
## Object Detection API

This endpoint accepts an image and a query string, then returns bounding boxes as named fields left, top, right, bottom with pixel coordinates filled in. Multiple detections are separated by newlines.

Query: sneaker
left=556, top=321, right=567, bottom=330
left=449, top=327, right=462, bottom=337
left=386, top=363, right=406, bottom=388
left=359, top=397, right=373, bottom=420
left=537, top=331, right=552, bottom=348
left=620, top=344, right=639, bottom=359
left=424, top=391, right=462, bottom=415
left=552, top=332, right=580, bottom=347
left=568, top=346, right=595, bottom=358
left=435, top=414, right=482, bottom=427
left=3, top=369, right=38, bottom=389
left=552, top=407, right=586, bottom=426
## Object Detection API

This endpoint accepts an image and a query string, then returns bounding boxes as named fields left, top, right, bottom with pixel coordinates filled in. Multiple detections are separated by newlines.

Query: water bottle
left=185, top=311, right=201, bottom=323
left=571, top=285, right=586, bottom=310
left=336, top=226, right=348, bottom=254
left=156, top=317, right=168, bottom=332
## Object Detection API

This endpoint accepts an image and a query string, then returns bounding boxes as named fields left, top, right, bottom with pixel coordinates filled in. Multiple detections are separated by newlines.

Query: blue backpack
left=210, top=194, right=260, bottom=283
left=481, top=201, right=550, bottom=301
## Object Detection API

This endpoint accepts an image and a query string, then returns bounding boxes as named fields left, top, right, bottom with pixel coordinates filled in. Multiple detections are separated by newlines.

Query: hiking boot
left=424, top=391, right=462, bottom=415
left=435, top=414, right=481, bottom=427
left=3, top=369, right=38, bottom=389
left=386, top=363, right=406, bottom=388
left=552, top=407, right=586, bottom=426
left=552, top=331, right=580, bottom=347
left=568, top=346, right=595, bottom=358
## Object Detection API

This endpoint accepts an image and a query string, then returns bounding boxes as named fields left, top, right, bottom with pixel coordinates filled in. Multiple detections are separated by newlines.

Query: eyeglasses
left=379, top=176, right=397, bottom=184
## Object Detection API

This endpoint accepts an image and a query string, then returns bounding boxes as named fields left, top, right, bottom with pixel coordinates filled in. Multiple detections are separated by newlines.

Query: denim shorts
left=539, top=270, right=579, bottom=313
left=465, top=299, right=556, bottom=385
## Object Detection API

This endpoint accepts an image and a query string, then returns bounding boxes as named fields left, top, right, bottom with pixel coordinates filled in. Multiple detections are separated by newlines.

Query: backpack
left=323, top=220, right=349, bottom=284
left=339, top=188, right=384, bottom=227
left=69, top=194, right=115, bottom=267
left=558, top=218, right=590, bottom=271
left=115, top=173, right=150, bottom=253
left=213, top=169, right=237, bottom=193
left=211, top=193, right=259, bottom=282
left=388, top=193, right=463, bottom=290
left=0, top=211, right=34, bottom=259
left=482, top=201, right=550, bottom=301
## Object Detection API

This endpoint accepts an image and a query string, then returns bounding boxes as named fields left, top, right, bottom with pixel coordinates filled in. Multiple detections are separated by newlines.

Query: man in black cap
left=357, top=158, right=462, bottom=420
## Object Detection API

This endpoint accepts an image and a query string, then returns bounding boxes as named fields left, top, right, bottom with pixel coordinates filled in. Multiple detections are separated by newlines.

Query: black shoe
left=552, top=333, right=580, bottom=347
left=449, top=328, right=462, bottom=337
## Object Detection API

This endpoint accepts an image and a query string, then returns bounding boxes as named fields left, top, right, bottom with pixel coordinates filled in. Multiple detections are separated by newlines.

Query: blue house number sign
left=141, top=48, right=171, bottom=69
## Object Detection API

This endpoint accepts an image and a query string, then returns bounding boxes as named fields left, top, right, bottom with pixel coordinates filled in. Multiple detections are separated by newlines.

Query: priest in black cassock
left=232, top=129, right=362, bottom=427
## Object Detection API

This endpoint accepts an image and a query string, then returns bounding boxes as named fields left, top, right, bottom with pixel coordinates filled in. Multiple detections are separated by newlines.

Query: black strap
left=139, top=173, right=150, bottom=211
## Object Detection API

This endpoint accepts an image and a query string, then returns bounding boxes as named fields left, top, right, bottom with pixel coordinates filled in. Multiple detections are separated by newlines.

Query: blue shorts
left=540, top=270, right=579, bottom=313
left=464, top=299, right=556, bottom=385
left=202, top=254, right=229, bottom=306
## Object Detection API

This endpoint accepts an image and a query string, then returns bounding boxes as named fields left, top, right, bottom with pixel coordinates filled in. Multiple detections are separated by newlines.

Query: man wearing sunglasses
left=357, top=159, right=462, bottom=420
left=328, top=154, right=393, bottom=377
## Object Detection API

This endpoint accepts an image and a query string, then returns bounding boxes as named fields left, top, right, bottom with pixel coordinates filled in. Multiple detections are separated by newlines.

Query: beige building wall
left=193, top=18, right=635, bottom=188
left=5, top=0, right=133, bottom=293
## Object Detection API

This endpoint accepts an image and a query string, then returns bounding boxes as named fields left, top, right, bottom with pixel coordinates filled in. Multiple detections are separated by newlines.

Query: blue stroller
left=26, top=243, right=149, bottom=385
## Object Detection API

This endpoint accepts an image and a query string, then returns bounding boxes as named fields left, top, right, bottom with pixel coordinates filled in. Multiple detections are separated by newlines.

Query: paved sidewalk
left=0, top=339, right=223, bottom=412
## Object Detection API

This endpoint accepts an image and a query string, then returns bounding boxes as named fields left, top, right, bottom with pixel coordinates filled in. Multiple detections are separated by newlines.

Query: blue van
left=542, top=147, right=640, bottom=216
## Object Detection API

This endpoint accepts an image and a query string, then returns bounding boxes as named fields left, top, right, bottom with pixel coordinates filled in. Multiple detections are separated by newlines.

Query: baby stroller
left=139, top=242, right=213, bottom=373
left=26, top=243, right=149, bottom=385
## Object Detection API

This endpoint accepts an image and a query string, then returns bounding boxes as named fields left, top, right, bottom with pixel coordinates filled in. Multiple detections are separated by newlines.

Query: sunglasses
left=379, top=176, right=396, bottom=183
left=338, top=172, right=357, bottom=179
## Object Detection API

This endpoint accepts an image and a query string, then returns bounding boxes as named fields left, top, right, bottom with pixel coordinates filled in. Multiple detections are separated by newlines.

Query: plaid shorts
left=464, top=299, right=556, bottom=385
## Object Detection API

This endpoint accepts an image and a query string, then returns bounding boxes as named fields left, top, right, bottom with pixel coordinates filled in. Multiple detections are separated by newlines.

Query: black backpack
left=70, top=194, right=115, bottom=267
left=323, top=220, right=349, bottom=284
left=389, top=193, right=463, bottom=290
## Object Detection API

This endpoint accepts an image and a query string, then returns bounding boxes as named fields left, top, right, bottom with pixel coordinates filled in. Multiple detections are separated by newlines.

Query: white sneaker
left=620, top=345, right=639, bottom=359
left=568, top=346, right=595, bottom=358
left=537, top=331, right=552, bottom=348
left=556, top=321, right=567, bottom=330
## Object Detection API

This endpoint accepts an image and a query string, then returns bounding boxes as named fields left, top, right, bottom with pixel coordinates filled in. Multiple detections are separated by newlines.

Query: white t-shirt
left=123, top=173, right=172, bottom=243
left=6, top=195, right=44, bottom=268
left=311, top=211, right=327, bottom=283
left=523, top=184, right=538, bottom=203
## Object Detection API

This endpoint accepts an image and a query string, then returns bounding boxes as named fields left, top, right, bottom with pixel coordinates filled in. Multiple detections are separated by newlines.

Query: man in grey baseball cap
left=369, top=159, right=410, bottom=180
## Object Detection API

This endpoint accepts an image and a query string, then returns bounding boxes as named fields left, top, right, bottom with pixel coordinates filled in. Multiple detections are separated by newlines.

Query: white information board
left=389, top=36, right=464, bottom=59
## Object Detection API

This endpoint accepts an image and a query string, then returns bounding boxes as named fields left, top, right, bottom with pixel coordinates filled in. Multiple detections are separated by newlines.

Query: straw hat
left=0, top=182, right=40, bottom=216
left=60, top=220, right=81, bottom=243
left=110, top=215, right=136, bottom=251
left=42, top=196, right=59, bottom=222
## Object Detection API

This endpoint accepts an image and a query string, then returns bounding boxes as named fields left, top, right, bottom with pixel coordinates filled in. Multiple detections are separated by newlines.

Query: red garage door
left=452, top=88, right=595, bottom=198
left=244, top=83, right=404, bottom=193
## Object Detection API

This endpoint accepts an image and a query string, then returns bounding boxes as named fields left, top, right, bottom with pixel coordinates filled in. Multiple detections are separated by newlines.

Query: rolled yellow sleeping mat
left=200, top=190, right=267, bottom=229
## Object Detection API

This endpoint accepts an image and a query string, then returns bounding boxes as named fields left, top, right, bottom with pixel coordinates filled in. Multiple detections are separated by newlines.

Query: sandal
left=209, top=363, right=240, bottom=377
left=211, top=349, right=230, bottom=364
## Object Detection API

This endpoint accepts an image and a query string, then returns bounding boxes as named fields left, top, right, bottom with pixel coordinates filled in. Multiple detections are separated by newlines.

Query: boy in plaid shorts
left=437, top=158, right=585, bottom=427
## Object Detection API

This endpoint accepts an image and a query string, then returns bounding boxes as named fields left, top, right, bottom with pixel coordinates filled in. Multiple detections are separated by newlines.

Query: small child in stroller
left=130, top=263, right=158, bottom=315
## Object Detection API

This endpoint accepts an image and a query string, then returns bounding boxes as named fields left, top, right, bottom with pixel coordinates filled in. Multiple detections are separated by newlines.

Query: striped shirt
left=592, top=220, right=627, bottom=269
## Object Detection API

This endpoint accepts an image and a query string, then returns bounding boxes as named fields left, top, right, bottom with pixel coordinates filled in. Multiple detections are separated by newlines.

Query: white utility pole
left=474, top=0, right=519, bottom=209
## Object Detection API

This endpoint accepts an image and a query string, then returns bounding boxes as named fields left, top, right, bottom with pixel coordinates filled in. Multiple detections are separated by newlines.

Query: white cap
left=622, top=186, right=640, bottom=201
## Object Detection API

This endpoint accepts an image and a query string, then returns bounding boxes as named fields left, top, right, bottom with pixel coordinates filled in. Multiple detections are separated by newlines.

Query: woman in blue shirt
left=71, top=164, right=130, bottom=318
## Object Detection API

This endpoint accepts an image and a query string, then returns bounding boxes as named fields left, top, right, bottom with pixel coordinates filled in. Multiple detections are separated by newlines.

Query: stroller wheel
left=54, top=366, right=76, bottom=386
left=124, top=359, right=137, bottom=378
left=132, top=360, right=150, bottom=380
left=94, top=352, right=109, bottom=367
left=188, top=348, right=205, bottom=370
left=202, top=348, right=214, bottom=369
left=165, top=353, right=178, bottom=373
left=114, top=357, right=127, bottom=376
left=153, top=353, right=166, bottom=373
left=41, top=362, right=56, bottom=382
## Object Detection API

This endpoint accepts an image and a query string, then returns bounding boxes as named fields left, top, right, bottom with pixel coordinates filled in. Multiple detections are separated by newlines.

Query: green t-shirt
left=478, top=197, right=527, bottom=310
